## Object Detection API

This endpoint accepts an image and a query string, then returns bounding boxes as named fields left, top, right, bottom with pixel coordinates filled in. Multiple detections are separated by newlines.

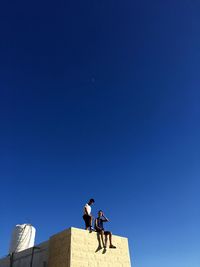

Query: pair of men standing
left=82, top=198, right=116, bottom=249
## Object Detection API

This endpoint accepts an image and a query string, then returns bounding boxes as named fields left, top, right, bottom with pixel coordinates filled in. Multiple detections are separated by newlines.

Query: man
left=95, top=210, right=116, bottom=249
left=83, top=198, right=95, bottom=231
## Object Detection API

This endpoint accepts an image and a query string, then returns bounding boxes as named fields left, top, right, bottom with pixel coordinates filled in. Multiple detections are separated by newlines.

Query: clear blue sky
left=0, top=0, right=200, bottom=266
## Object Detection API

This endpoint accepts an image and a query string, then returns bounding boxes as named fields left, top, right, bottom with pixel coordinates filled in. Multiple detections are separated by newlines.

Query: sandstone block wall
left=0, top=227, right=132, bottom=267
left=48, top=229, right=71, bottom=267
left=48, top=227, right=131, bottom=267
left=70, top=227, right=131, bottom=267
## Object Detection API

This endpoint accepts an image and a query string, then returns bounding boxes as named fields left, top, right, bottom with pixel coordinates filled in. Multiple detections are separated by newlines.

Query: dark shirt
left=96, top=216, right=106, bottom=230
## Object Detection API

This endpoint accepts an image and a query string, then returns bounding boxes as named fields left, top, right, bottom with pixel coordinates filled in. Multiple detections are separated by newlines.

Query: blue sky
left=0, top=0, right=200, bottom=266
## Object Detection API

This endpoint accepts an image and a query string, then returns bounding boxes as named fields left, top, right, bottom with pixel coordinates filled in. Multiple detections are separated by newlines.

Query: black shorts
left=95, top=228, right=111, bottom=235
left=83, top=214, right=91, bottom=228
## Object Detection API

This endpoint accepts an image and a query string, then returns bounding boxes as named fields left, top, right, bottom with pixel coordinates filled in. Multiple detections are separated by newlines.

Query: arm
left=84, top=207, right=90, bottom=216
left=102, top=213, right=109, bottom=222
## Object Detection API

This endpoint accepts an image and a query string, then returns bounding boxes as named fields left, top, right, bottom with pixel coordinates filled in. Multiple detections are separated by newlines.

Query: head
left=98, top=210, right=103, bottom=217
left=88, top=198, right=95, bottom=206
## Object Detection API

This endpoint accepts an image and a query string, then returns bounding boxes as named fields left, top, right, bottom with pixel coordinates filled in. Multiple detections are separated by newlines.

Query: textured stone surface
left=70, top=227, right=131, bottom=267
left=47, top=227, right=131, bottom=267
left=0, top=227, right=131, bottom=267
left=48, top=229, right=71, bottom=267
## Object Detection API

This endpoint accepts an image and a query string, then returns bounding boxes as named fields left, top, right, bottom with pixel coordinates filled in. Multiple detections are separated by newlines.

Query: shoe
left=102, top=247, right=107, bottom=254
left=109, top=245, right=116, bottom=249
left=95, top=245, right=102, bottom=252
left=89, top=227, right=95, bottom=233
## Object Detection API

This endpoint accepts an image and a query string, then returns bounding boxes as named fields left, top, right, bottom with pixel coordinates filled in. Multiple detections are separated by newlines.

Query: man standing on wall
left=83, top=198, right=95, bottom=231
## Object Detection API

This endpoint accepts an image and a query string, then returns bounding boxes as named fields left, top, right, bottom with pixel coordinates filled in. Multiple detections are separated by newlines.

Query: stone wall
left=70, top=227, right=131, bottom=267
left=48, top=229, right=71, bottom=267
left=0, top=227, right=132, bottom=267
left=0, top=241, right=48, bottom=267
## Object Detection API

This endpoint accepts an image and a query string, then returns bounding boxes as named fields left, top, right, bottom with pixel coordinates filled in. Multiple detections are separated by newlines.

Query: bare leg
left=109, top=232, right=116, bottom=248
left=109, top=233, right=112, bottom=246
left=95, top=233, right=102, bottom=251
left=105, top=234, right=108, bottom=248
left=100, top=231, right=105, bottom=247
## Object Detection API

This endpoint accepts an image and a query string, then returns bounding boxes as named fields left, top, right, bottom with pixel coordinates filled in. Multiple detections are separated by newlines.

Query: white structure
left=9, top=224, right=36, bottom=253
